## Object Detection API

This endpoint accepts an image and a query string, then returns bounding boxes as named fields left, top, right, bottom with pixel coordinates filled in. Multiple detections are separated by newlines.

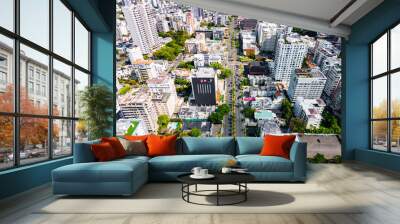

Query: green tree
left=210, top=62, right=223, bottom=70
left=157, top=115, right=170, bottom=130
left=216, top=104, right=230, bottom=115
left=242, top=107, right=255, bottom=119
left=190, top=128, right=201, bottom=137
left=218, top=68, right=232, bottom=79
left=281, top=99, right=293, bottom=122
left=208, top=112, right=224, bottom=124
left=290, top=118, right=306, bottom=133
left=177, top=61, right=194, bottom=69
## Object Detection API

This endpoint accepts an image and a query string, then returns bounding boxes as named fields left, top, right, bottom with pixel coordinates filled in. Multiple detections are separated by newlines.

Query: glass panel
left=20, top=117, right=49, bottom=165
left=391, top=120, right=400, bottom=153
left=20, top=0, right=49, bottom=49
left=372, top=33, right=387, bottom=76
left=372, top=76, right=387, bottom=119
left=0, top=116, right=14, bottom=170
left=74, top=18, right=89, bottom=70
left=372, top=121, right=388, bottom=151
left=74, top=69, right=89, bottom=118
left=20, top=44, right=49, bottom=115
left=0, top=0, right=14, bottom=31
left=0, top=35, right=14, bottom=112
left=75, top=120, right=88, bottom=143
left=53, top=0, right=72, bottom=60
left=391, top=72, right=400, bottom=118
left=391, top=24, right=400, bottom=70
left=53, top=59, right=72, bottom=117
left=53, top=119, right=72, bottom=157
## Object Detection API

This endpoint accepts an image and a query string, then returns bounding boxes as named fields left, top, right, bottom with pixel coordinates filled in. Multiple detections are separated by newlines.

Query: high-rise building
left=213, top=13, right=227, bottom=26
left=191, top=68, right=218, bottom=106
left=256, top=22, right=285, bottom=52
left=191, top=7, right=204, bottom=20
left=313, top=39, right=340, bottom=67
left=122, top=1, right=160, bottom=54
left=323, top=61, right=341, bottom=97
left=156, top=19, right=170, bottom=33
left=288, top=68, right=327, bottom=101
left=273, top=35, right=307, bottom=84
left=118, top=88, right=158, bottom=132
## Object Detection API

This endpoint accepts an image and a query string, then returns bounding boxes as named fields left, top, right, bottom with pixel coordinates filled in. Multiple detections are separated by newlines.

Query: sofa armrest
left=289, top=141, right=307, bottom=181
left=73, top=140, right=100, bottom=163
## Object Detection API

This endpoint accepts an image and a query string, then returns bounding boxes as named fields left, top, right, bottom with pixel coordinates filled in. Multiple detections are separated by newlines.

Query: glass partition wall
left=0, top=0, right=91, bottom=170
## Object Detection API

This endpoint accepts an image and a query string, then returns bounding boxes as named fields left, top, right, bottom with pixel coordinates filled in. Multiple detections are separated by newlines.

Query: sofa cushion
left=235, top=137, right=263, bottom=155
left=91, top=142, right=118, bottom=162
left=53, top=158, right=147, bottom=183
left=149, top=154, right=235, bottom=172
left=260, top=135, right=296, bottom=159
left=147, top=135, right=177, bottom=157
left=236, top=155, right=293, bottom=172
left=181, top=137, right=235, bottom=155
left=101, top=137, right=127, bottom=158
left=119, top=138, right=148, bottom=156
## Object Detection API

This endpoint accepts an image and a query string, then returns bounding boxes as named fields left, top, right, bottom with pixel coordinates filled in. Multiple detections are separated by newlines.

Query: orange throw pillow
left=101, top=137, right=126, bottom=158
left=91, top=142, right=117, bottom=162
left=146, top=135, right=177, bottom=157
left=260, top=135, right=296, bottom=159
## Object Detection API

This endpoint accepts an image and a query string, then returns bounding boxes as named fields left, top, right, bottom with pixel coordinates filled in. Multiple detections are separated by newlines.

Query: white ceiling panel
left=176, top=0, right=384, bottom=38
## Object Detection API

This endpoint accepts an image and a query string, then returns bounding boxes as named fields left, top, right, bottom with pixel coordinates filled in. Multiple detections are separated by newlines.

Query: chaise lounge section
left=52, top=137, right=307, bottom=196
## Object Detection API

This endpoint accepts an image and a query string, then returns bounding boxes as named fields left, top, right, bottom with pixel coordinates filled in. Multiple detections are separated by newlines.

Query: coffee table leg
left=245, top=183, right=247, bottom=201
left=195, top=184, right=198, bottom=192
left=216, top=184, right=219, bottom=206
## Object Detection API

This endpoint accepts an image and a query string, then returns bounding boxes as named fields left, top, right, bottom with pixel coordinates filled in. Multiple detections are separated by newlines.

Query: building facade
left=273, top=36, right=307, bottom=84
left=288, top=68, right=327, bottom=101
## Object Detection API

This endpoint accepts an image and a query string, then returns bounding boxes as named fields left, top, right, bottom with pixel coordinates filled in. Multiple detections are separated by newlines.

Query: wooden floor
left=1, top=162, right=400, bottom=224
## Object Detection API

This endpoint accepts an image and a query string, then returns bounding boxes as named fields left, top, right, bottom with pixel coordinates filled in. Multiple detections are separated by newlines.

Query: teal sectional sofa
left=52, top=137, right=307, bottom=196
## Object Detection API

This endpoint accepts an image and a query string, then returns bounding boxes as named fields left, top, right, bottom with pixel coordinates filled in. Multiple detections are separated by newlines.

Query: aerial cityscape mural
left=115, top=0, right=342, bottom=161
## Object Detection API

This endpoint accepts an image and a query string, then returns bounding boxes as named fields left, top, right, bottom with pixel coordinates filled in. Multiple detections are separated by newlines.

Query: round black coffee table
left=177, top=173, right=255, bottom=206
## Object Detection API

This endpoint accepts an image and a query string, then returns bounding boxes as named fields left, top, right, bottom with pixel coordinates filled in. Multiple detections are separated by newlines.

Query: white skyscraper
left=122, top=1, right=160, bottom=54
left=273, top=35, right=307, bottom=84
left=256, top=22, right=284, bottom=52
left=323, top=62, right=342, bottom=97
left=288, top=68, right=327, bottom=101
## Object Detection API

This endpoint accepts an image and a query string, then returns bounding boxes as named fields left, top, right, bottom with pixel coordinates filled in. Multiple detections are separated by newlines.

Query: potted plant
left=79, top=84, right=114, bottom=140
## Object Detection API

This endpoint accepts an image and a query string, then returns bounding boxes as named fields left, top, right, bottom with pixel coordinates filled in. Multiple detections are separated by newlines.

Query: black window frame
left=370, top=20, right=400, bottom=154
left=0, top=0, right=92, bottom=171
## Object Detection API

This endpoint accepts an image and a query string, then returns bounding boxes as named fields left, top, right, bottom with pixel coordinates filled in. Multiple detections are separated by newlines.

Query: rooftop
left=192, top=67, right=216, bottom=78
left=294, top=67, right=325, bottom=78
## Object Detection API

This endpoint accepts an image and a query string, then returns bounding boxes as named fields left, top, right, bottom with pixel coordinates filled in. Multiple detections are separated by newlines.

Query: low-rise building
left=152, top=92, right=175, bottom=117
left=185, top=38, right=199, bottom=54
left=240, top=30, right=259, bottom=56
left=294, top=98, right=326, bottom=129
left=193, top=53, right=222, bottom=68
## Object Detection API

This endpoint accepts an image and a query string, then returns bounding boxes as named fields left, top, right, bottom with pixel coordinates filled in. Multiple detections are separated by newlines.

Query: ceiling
left=176, top=0, right=384, bottom=37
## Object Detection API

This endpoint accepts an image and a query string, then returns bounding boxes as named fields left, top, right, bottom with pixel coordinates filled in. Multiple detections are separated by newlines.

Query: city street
left=223, top=18, right=244, bottom=136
